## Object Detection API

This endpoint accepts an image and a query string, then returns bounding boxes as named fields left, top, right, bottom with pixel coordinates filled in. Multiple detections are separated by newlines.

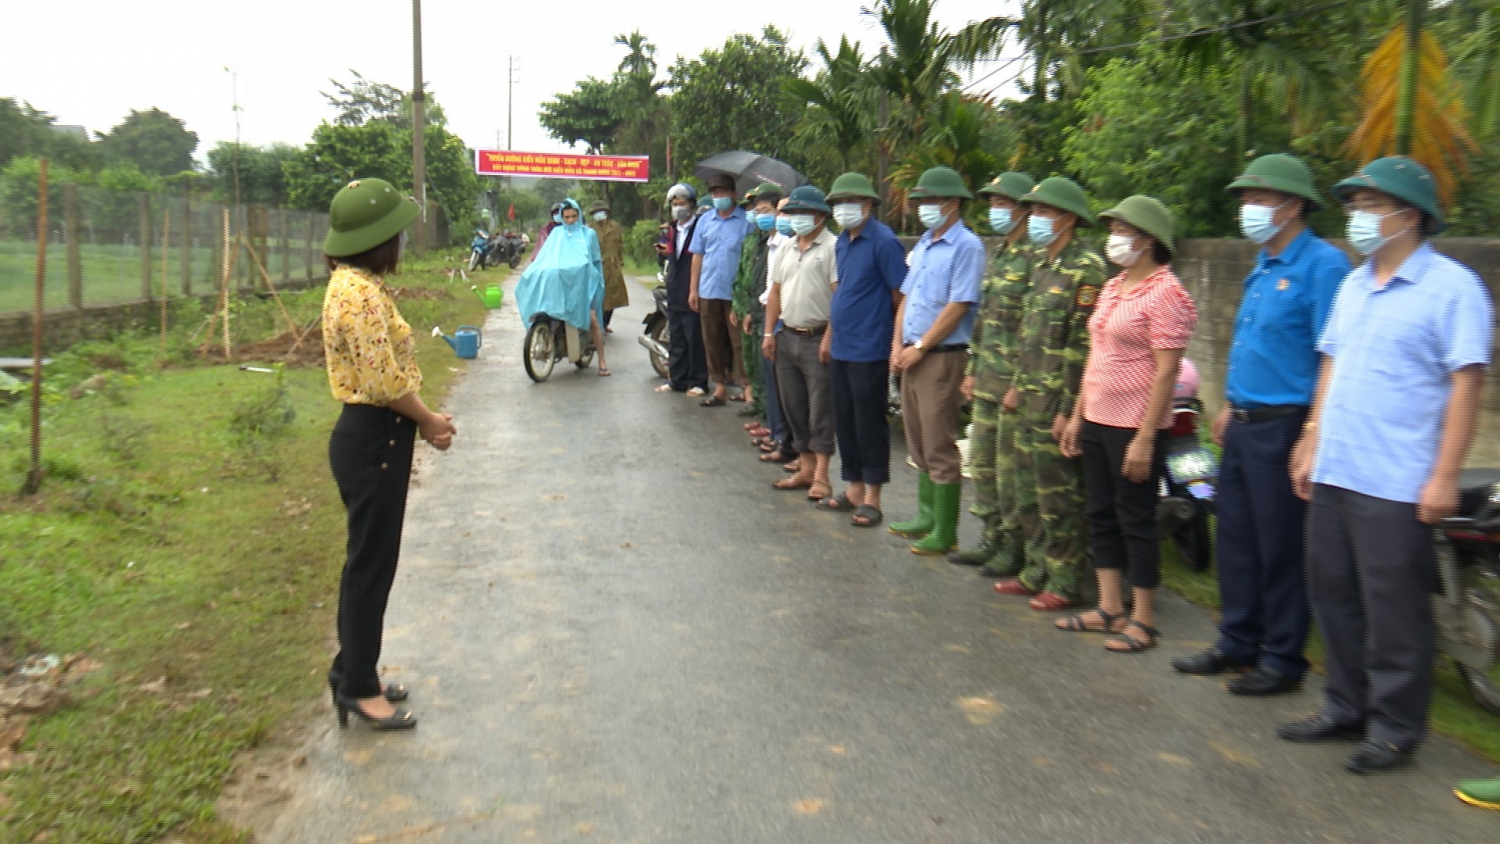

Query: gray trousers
left=1307, top=483, right=1436, bottom=749
left=775, top=330, right=835, bottom=455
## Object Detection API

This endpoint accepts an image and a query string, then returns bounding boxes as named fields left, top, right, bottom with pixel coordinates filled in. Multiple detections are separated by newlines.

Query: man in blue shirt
left=690, top=173, right=755, bottom=407
left=888, top=167, right=984, bottom=555
left=1280, top=156, right=1492, bottom=774
left=823, top=172, right=908, bottom=527
left=1172, top=155, right=1351, bottom=696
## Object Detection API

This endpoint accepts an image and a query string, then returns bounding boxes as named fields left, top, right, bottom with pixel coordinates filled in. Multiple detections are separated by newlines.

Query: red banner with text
left=475, top=150, right=650, bottom=182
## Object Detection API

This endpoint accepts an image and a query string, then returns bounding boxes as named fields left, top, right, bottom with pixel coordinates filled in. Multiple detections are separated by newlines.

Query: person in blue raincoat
left=514, top=198, right=611, bottom=375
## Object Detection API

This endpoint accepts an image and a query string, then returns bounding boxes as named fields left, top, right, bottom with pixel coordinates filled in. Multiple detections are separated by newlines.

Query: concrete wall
left=899, top=235, right=1500, bottom=468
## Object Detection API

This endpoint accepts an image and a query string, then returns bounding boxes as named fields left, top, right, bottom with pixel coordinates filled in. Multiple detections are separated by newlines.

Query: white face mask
left=789, top=215, right=818, bottom=237
left=832, top=203, right=867, bottom=230
left=1105, top=232, right=1144, bottom=267
left=671, top=204, right=692, bottom=221
left=917, top=204, right=948, bottom=230
left=592, top=211, right=608, bottom=222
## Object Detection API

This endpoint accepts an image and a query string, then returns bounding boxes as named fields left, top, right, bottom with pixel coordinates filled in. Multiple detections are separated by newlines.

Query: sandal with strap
left=807, top=481, right=832, bottom=502
left=1105, top=620, right=1160, bottom=653
left=1054, top=607, right=1123, bottom=633
left=816, top=492, right=858, bottom=512
left=851, top=504, right=883, bottom=527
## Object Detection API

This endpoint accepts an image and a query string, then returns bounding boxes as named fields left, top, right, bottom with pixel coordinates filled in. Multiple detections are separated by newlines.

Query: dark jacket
left=663, top=217, right=699, bottom=312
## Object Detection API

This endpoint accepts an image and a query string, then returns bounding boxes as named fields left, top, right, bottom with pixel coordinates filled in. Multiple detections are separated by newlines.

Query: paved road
left=255, top=276, right=1497, bottom=844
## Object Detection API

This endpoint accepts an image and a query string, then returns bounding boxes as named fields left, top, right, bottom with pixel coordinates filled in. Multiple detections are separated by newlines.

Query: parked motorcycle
left=1157, top=359, right=1217, bottom=571
left=468, top=230, right=490, bottom=272
left=637, top=284, right=670, bottom=379
left=1434, top=470, right=1500, bottom=715
left=523, top=313, right=595, bottom=383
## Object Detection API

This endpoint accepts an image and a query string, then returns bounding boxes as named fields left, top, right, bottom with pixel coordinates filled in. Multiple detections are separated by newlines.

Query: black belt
left=1230, top=404, right=1306, bottom=424
left=906, top=343, right=968, bottom=354
left=785, top=325, right=827, bottom=336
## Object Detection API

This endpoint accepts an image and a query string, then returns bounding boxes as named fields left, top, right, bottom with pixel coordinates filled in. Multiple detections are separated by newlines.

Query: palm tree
left=782, top=37, right=872, bottom=172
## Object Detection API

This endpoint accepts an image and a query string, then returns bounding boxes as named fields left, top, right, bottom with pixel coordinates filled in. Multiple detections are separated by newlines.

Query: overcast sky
left=5, top=0, right=1024, bottom=163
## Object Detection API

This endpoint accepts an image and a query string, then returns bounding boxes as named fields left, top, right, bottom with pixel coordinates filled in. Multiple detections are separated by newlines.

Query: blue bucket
left=452, top=325, right=482, bottom=359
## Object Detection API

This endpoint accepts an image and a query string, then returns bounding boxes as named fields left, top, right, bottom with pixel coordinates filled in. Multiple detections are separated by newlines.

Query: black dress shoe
left=1225, top=666, right=1301, bottom=696
left=1170, top=647, right=1252, bottom=676
left=1277, top=714, right=1366, bottom=743
left=1344, top=740, right=1413, bottom=774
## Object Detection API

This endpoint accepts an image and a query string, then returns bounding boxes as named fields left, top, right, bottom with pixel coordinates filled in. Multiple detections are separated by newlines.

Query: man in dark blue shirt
left=1171, top=154, right=1350, bottom=696
left=823, top=173, right=908, bottom=527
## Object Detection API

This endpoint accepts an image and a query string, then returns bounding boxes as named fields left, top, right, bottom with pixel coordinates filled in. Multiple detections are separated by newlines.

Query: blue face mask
left=988, top=207, right=1015, bottom=235
left=1238, top=201, right=1286, bottom=245
left=756, top=213, right=776, bottom=232
left=1027, top=214, right=1057, bottom=247
left=1347, top=208, right=1411, bottom=256
left=712, top=196, right=734, bottom=212
left=774, top=215, right=794, bottom=236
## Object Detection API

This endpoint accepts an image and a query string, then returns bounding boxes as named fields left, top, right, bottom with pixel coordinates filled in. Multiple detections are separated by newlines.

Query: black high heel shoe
left=335, top=694, right=417, bottom=730
left=326, top=671, right=409, bottom=704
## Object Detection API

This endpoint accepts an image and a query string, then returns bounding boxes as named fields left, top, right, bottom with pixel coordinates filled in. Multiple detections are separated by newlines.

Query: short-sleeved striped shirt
left=1081, top=266, right=1197, bottom=429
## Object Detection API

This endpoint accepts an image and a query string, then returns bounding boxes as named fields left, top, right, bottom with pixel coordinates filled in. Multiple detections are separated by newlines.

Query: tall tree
left=94, top=108, right=198, bottom=177
left=321, top=71, right=448, bottom=130
left=782, top=37, right=874, bottom=174
left=667, top=28, right=808, bottom=175
left=538, top=78, right=625, bottom=155
left=207, top=142, right=299, bottom=206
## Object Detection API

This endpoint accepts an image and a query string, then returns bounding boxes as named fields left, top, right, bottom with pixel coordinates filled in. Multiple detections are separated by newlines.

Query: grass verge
left=0, top=249, right=486, bottom=842
left=1160, top=540, right=1500, bottom=762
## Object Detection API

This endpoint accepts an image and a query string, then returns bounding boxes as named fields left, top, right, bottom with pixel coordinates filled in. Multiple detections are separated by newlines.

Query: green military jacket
left=966, top=235, right=1033, bottom=400
left=732, top=230, right=773, bottom=324
left=1009, top=236, right=1105, bottom=418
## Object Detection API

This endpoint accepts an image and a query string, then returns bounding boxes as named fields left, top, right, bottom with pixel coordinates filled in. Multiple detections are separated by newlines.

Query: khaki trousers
left=899, top=350, right=966, bottom=484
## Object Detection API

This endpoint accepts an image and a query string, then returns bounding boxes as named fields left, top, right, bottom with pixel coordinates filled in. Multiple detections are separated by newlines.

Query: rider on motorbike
left=513, top=198, right=610, bottom=376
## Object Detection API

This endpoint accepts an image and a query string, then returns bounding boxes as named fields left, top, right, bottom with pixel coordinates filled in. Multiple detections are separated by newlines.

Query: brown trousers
left=900, top=350, right=966, bottom=484
left=700, top=298, right=735, bottom=387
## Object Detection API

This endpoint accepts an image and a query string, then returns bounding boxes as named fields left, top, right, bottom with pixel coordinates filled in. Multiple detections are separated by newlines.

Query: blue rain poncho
left=514, top=198, right=605, bottom=330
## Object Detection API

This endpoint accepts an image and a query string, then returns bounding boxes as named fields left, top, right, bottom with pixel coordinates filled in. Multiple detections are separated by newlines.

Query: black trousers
left=830, top=358, right=891, bottom=485
left=667, top=308, right=708, bottom=392
left=1307, top=483, right=1436, bottom=749
left=1081, top=421, right=1168, bottom=589
left=328, top=404, right=416, bottom=700
left=1213, top=411, right=1311, bottom=678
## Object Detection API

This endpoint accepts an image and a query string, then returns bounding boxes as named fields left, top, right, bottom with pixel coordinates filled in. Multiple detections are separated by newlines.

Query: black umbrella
left=693, top=151, right=806, bottom=198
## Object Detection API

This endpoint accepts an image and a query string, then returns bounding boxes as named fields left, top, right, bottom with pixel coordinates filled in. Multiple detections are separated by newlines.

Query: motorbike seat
left=1458, top=468, right=1500, bottom=517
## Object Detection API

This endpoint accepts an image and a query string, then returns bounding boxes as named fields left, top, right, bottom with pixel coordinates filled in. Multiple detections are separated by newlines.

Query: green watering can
left=472, top=283, right=503, bottom=308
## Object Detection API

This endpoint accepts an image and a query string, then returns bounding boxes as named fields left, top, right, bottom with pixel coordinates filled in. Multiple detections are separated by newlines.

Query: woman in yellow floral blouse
left=321, top=178, right=456, bottom=730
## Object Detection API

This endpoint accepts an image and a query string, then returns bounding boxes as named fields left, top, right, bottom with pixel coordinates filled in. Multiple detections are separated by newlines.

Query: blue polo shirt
left=1313, top=243, right=1493, bottom=503
left=689, top=207, right=753, bottom=300
left=832, top=218, right=908, bottom=362
left=900, top=222, right=984, bottom=345
left=1225, top=229, right=1351, bottom=408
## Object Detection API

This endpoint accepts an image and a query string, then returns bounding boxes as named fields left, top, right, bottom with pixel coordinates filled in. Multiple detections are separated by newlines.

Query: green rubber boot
left=911, top=482, right=961, bottom=555
left=890, top=473, right=936, bottom=538
left=1456, top=775, right=1500, bottom=810
left=947, top=517, right=1001, bottom=566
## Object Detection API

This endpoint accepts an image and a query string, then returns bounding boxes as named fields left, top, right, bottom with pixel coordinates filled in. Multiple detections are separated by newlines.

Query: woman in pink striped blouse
left=1057, top=195, right=1198, bottom=652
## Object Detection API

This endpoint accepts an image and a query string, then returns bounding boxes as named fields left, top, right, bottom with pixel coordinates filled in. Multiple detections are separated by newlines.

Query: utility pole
left=411, top=0, right=427, bottom=252
left=507, top=55, right=522, bottom=150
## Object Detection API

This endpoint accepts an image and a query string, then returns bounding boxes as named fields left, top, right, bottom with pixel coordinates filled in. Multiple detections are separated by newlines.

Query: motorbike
left=1434, top=470, right=1500, bottom=715
left=523, top=313, right=596, bottom=383
left=1156, top=359, right=1217, bottom=571
left=468, top=230, right=490, bottom=272
left=468, top=231, right=528, bottom=271
left=637, top=283, right=670, bottom=379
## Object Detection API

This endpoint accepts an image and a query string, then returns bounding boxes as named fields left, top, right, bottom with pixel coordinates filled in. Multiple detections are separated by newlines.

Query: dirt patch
left=215, top=698, right=326, bottom=840
left=390, top=286, right=451, bottom=301
left=197, top=326, right=325, bottom=367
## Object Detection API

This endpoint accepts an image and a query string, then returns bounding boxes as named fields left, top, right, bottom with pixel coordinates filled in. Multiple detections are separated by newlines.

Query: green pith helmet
left=909, top=166, right=973, bottom=199
left=1225, top=153, right=1323, bottom=211
left=746, top=181, right=784, bottom=204
left=587, top=200, right=609, bottom=214
left=783, top=185, right=831, bottom=215
left=1099, top=195, right=1176, bottom=258
left=323, top=178, right=421, bottom=257
left=1020, top=176, right=1096, bottom=225
left=977, top=172, right=1036, bottom=202
left=1333, top=155, right=1446, bottom=234
left=826, top=172, right=881, bottom=204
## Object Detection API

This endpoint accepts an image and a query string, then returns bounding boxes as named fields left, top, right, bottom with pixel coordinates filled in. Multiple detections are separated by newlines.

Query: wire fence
left=0, top=180, right=330, bottom=317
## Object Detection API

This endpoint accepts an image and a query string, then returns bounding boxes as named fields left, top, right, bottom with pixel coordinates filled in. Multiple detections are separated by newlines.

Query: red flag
left=507, top=203, right=516, bottom=221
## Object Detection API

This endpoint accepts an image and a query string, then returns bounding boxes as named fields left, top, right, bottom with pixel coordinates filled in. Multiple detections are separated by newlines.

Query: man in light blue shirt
left=888, top=167, right=984, bottom=556
left=1281, top=156, right=1492, bottom=775
left=689, top=173, right=755, bottom=406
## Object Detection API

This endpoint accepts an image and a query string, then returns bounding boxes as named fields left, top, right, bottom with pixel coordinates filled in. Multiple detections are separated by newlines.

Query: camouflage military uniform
left=1005, top=237, right=1105, bottom=599
left=965, top=238, right=1032, bottom=557
left=733, top=229, right=773, bottom=418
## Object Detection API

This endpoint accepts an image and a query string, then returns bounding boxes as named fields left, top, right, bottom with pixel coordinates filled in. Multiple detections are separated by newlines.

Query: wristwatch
left=913, top=339, right=927, bottom=352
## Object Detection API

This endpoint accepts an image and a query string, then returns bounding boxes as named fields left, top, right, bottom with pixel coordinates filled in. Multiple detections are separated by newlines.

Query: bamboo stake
left=23, top=159, right=48, bottom=495
left=241, top=233, right=298, bottom=334
left=220, top=207, right=232, bottom=358
left=160, top=210, right=171, bottom=356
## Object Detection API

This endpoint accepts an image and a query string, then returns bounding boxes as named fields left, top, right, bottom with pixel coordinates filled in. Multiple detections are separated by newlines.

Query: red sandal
left=1028, top=591, right=1077, bottom=612
left=993, top=579, right=1040, bottom=596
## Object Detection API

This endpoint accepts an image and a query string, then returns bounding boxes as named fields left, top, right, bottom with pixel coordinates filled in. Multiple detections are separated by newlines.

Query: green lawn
left=0, top=250, right=488, bottom=842
left=0, top=238, right=327, bottom=315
